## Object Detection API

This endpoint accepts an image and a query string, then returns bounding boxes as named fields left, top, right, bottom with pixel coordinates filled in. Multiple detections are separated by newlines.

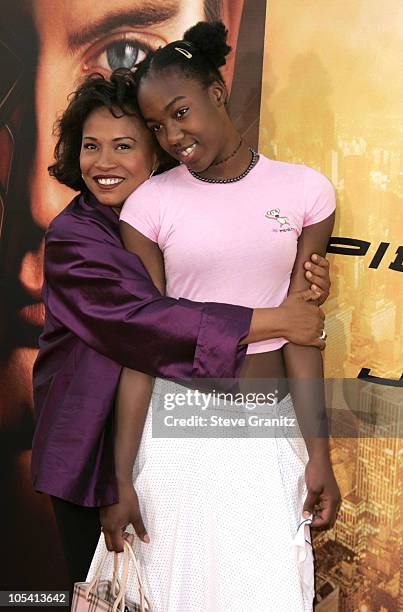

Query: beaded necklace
left=188, top=148, right=259, bottom=184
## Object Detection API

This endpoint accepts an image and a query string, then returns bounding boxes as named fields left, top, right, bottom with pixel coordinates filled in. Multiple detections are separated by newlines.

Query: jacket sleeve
left=44, top=214, right=251, bottom=381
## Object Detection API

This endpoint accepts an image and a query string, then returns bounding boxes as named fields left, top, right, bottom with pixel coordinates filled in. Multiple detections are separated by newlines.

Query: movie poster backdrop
left=0, top=1, right=401, bottom=608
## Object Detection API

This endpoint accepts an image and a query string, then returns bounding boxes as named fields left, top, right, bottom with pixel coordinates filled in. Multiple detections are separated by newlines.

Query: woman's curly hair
left=48, top=69, right=141, bottom=192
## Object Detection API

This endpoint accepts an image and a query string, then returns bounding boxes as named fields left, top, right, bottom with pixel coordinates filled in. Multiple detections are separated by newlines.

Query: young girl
left=88, top=23, right=340, bottom=611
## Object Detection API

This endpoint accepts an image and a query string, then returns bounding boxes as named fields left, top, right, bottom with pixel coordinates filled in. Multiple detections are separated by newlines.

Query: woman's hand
left=303, top=456, right=341, bottom=530
left=279, top=290, right=326, bottom=348
left=303, top=253, right=331, bottom=306
left=99, top=481, right=149, bottom=552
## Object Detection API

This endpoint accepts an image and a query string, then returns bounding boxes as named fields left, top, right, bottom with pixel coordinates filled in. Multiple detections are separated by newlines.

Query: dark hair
left=48, top=69, right=140, bottom=192
left=135, top=21, right=231, bottom=90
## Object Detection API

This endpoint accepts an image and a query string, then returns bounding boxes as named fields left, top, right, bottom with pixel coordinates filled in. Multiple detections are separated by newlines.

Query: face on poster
left=0, top=0, right=270, bottom=429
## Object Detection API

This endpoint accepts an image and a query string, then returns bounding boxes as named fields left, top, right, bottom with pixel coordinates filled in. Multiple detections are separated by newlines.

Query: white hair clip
left=174, top=47, right=193, bottom=59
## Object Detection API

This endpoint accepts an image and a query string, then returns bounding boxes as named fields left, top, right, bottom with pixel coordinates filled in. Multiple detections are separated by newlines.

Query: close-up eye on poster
left=0, top=1, right=401, bottom=611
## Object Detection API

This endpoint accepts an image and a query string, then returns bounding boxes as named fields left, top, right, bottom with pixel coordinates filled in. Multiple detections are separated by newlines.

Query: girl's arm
left=101, top=369, right=153, bottom=551
left=119, top=224, right=166, bottom=294
left=100, top=231, right=166, bottom=552
left=282, top=212, right=341, bottom=530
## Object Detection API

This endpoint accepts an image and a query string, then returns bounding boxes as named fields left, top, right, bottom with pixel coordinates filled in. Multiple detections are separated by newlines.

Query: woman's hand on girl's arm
left=304, top=253, right=331, bottom=306
left=244, top=289, right=325, bottom=348
left=243, top=249, right=331, bottom=347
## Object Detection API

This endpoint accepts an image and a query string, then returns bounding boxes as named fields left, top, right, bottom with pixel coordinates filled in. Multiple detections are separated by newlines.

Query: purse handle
left=85, top=540, right=151, bottom=612
left=112, top=541, right=152, bottom=612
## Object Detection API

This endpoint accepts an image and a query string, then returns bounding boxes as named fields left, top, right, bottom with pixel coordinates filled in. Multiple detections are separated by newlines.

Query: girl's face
left=80, top=106, right=157, bottom=207
left=138, top=72, right=228, bottom=173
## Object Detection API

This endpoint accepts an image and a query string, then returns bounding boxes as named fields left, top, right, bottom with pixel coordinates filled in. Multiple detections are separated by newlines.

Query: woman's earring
left=149, top=168, right=156, bottom=179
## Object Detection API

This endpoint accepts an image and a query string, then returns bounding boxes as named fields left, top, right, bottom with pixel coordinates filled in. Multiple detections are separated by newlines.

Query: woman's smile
left=94, top=175, right=125, bottom=187
left=92, top=174, right=126, bottom=191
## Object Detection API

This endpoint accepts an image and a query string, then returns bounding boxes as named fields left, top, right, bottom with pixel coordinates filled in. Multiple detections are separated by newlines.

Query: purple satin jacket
left=31, top=193, right=251, bottom=507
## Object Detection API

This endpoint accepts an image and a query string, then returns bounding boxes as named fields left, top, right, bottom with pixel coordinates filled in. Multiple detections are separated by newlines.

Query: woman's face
left=80, top=106, right=157, bottom=207
left=138, top=72, right=228, bottom=173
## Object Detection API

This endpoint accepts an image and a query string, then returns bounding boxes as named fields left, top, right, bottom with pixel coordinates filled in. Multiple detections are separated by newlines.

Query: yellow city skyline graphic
left=259, top=1, right=402, bottom=609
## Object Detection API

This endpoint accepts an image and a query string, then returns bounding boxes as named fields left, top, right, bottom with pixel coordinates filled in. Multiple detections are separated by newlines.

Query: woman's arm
left=44, top=211, right=331, bottom=383
left=119, top=220, right=329, bottom=349
left=282, top=212, right=341, bottom=530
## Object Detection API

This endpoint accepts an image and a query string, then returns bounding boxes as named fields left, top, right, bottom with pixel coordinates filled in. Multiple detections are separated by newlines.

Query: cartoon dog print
left=265, top=208, right=292, bottom=228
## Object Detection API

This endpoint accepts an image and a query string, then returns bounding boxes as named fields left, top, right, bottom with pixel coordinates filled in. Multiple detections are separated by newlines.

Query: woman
left=87, top=22, right=341, bottom=611
left=31, top=69, right=331, bottom=598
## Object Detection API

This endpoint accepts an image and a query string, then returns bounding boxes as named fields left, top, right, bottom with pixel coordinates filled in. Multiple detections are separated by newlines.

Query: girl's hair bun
left=183, top=21, right=231, bottom=69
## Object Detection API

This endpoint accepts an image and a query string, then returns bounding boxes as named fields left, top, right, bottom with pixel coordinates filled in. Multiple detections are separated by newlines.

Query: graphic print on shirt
left=265, top=208, right=297, bottom=233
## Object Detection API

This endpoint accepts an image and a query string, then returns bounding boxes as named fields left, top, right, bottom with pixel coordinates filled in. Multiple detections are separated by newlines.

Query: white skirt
left=87, top=378, right=314, bottom=611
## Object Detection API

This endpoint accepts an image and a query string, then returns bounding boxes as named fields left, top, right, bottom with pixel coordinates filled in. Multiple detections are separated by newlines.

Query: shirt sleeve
left=44, top=213, right=251, bottom=381
left=303, top=166, right=336, bottom=227
left=120, top=179, right=161, bottom=242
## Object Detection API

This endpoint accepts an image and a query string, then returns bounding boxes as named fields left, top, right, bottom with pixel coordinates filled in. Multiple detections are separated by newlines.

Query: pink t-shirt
left=120, top=154, right=336, bottom=354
